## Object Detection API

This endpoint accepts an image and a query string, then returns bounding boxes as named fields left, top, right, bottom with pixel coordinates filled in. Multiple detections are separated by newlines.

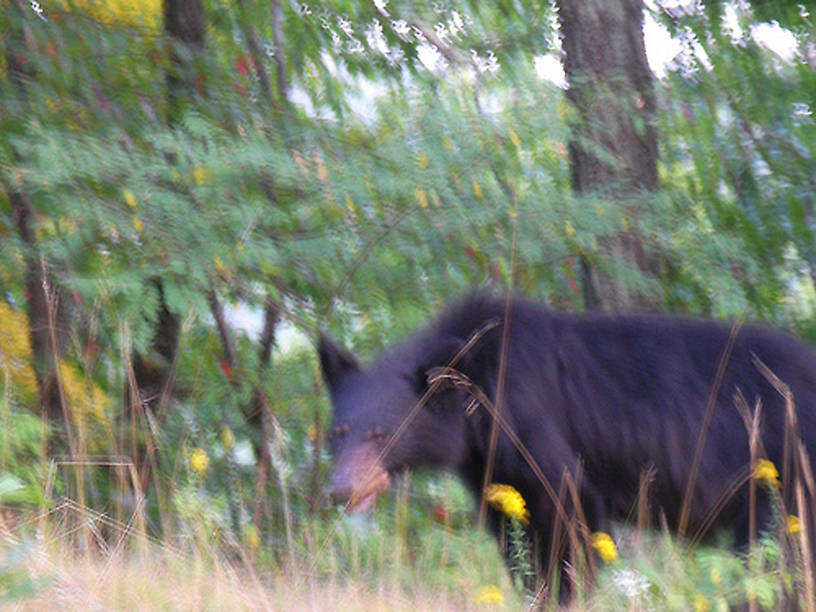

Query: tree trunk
left=5, top=1, right=67, bottom=433
left=131, top=0, right=204, bottom=409
left=164, top=0, right=205, bottom=122
left=557, top=0, right=660, bottom=311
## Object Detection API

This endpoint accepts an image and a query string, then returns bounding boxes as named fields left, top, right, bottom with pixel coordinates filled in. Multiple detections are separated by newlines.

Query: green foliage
left=0, top=542, right=52, bottom=604
left=591, top=531, right=800, bottom=611
left=2, top=0, right=816, bottom=607
left=0, top=399, right=47, bottom=506
left=656, top=2, right=816, bottom=323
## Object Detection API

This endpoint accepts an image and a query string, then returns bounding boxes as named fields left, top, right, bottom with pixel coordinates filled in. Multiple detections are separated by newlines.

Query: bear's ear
left=414, top=335, right=467, bottom=391
left=317, top=333, right=360, bottom=390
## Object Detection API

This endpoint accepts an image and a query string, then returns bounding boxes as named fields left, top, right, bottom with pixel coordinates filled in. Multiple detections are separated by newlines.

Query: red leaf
left=220, top=360, right=233, bottom=379
left=432, top=505, right=449, bottom=522
left=235, top=54, right=253, bottom=76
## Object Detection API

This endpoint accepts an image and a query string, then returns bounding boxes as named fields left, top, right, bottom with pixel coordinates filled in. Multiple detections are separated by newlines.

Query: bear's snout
left=329, top=442, right=391, bottom=512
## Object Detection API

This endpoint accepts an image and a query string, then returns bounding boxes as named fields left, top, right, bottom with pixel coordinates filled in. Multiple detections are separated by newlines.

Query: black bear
left=318, top=292, right=816, bottom=588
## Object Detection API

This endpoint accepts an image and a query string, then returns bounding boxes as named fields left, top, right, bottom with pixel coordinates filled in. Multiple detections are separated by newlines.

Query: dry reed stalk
left=796, top=442, right=815, bottom=612
left=564, top=468, right=594, bottom=602
left=678, top=320, right=743, bottom=538
left=747, top=400, right=761, bottom=612
left=547, top=473, right=570, bottom=602
left=635, top=467, right=655, bottom=548
left=478, top=292, right=514, bottom=530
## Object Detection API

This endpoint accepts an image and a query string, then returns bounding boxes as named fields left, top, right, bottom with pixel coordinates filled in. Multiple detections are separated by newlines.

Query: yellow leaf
left=509, top=129, right=520, bottom=149
left=123, top=188, right=138, bottom=209
left=314, top=151, right=328, bottom=184
left=61, top=0, right=161, bottom=30
left=244, top=525, right=260, bottom=551
left=473, top=179, right=483, bottom=200
left=415, top=187, right=429, bottom=209
left=192, top=166, right=211, bottom=185
left=0, top=302, right=38, bottom=397
left=221, top=426, right=235, bottom=451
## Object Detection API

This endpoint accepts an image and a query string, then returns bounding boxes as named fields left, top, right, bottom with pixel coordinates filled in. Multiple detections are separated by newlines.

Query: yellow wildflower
left=787, top=514, right=800, bottom=535
left=475, top=584, right=504, bottom=606
left=190, top=448, right=210, bottom=475
left=132, top=216, right=144, bottom=233
left=484, top=483, right=529, bottom=524
left=753, top=459, right=780, bottom=487
left=591, top=531, right=618, bottom=563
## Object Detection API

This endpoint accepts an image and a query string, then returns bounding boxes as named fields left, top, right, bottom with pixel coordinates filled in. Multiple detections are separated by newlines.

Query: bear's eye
left=364, top=427, right=389, bottom=444
left=328, top=423, right=350, bottom=440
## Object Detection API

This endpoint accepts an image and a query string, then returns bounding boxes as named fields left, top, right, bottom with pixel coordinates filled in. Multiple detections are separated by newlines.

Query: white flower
left=612, top=568, right=650, bottom=599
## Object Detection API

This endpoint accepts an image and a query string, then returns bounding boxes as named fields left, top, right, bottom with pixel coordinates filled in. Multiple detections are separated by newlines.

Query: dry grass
left=5, top=539, right=491, bottom=611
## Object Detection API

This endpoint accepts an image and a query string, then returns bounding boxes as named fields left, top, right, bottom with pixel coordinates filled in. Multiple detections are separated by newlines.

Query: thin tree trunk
left=125, top=0, right=205, bottom=492
left=558, top=0, right=660, bottom=311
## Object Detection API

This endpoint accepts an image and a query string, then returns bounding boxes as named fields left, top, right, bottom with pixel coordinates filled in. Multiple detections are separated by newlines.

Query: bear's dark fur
left=319, top=293, right=816, bottom=587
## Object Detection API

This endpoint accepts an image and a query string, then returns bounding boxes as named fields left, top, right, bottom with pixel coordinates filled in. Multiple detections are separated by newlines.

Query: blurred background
left=1, top=0, right=815, bottom=608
